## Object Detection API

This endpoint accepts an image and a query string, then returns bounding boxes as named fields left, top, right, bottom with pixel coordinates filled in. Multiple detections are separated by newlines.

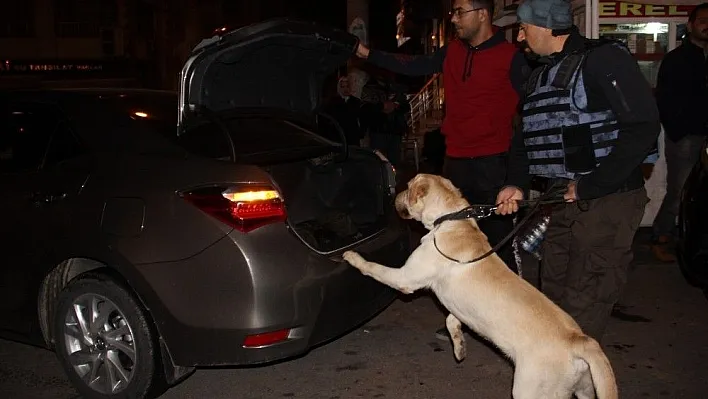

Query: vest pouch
left=561, top=125, right=596, bottom=174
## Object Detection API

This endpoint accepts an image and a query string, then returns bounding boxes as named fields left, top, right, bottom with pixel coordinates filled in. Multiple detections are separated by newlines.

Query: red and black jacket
left=368, top=29, right=528, bottom=158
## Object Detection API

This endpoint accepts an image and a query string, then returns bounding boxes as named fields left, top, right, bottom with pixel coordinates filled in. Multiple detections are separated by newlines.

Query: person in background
left=322, top=76, right=365, bottom=146
left=496, top=0, right=661, bottom=342
left=359, top=73, right=410, bottom=165
left=650, top=3, right=708, bottom=262
left=354, top=0, right=529, bottom=342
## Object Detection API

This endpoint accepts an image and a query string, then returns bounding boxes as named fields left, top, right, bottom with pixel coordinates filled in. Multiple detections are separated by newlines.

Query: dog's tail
left=571, top=334, right=618, bottom=399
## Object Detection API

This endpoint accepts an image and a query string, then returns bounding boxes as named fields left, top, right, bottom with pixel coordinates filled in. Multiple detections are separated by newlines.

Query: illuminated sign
left=0, top=60, right=106, bottom=74
left=599, top=2, right=696, bottom=18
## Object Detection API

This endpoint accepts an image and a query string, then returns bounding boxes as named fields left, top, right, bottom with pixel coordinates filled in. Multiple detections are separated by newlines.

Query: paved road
left=1, top=229, right=707, bottom=399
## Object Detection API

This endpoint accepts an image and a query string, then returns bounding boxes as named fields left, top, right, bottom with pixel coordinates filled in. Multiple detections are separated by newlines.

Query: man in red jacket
left=354, top=0, right=529, bottom=341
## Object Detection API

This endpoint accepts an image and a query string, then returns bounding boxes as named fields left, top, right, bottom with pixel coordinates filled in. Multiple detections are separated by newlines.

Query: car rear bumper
left=136, top=219, right=411, bottom=367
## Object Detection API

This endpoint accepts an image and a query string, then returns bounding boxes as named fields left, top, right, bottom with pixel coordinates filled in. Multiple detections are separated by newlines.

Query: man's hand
left=356, top=43, right=370, bottom=59
left=495, top=186, right=524, bottom=215
left=564, top=181, right=578, bottom=202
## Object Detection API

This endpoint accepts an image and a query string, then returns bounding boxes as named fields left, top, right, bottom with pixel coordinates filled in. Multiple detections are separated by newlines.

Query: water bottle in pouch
left=519, top=215, right=551, bottom=260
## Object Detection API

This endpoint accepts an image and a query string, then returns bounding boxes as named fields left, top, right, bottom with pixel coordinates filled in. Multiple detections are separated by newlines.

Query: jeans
left=652, top=134, right=705, bottom=239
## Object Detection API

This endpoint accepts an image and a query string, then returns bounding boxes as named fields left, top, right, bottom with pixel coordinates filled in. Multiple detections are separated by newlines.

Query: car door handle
left=31, top=192, right=67, bottom=206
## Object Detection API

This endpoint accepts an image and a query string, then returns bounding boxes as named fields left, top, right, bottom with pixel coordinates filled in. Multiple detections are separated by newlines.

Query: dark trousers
left=652, top=134, right=705, bottom=239
left=442, top=155, right=516, bottom=269
left=541, top=187, right=648, bottom=342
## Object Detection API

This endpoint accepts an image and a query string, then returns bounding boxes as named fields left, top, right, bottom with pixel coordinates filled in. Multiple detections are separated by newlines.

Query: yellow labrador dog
left=342, top=174, right=617, bottom=399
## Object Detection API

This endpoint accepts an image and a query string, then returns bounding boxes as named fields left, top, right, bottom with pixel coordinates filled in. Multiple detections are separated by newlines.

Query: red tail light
left=242, top=328, right=291, bottom=348
left=180, top=185, right=287, bottom=233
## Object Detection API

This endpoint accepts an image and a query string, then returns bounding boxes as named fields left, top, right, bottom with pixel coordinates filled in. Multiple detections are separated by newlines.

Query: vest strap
left=550, top=53, right=585, bottom=89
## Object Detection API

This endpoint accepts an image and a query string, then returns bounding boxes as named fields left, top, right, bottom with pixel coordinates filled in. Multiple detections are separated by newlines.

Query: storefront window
left=599, top=22, right=669, bottom=88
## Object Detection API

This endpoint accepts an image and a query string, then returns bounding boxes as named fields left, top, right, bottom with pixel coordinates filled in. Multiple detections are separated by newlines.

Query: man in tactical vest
left=495, top=0, right=661, bottom=342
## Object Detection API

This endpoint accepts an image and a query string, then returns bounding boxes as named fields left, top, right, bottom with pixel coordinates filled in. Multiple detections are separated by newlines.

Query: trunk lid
left=177, top=18, right=359, bottom=134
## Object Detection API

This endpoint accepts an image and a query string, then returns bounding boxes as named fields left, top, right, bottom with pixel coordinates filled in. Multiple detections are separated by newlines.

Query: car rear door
left=0, top=101, right=86, bottom=338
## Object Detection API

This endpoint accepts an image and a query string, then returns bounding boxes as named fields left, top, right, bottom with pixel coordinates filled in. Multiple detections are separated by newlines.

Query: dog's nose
left=397, top=207, right=410, bottom=219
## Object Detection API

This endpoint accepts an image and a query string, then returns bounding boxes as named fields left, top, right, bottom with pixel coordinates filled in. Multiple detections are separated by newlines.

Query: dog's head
left=395, top=174, right=468, bottom=228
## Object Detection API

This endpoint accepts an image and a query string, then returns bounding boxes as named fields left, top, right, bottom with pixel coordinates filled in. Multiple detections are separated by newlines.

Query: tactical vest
left=521, top=41, right=658, bottom=180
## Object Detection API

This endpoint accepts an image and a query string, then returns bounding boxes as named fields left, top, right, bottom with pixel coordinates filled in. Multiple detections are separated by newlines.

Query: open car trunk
left=265, top=149, right=390, bottom=253
left=174, top=19, right=388, bottom=252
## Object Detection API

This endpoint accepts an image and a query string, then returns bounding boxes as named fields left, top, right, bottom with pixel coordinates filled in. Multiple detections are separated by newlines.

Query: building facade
left=0, top=0, right=357, bottom=90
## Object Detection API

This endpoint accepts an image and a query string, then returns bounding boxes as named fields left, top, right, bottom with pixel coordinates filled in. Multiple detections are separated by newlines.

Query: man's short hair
left=689, top=3, right=708, bottom=22
left=470, top=0, right=495, bottom=19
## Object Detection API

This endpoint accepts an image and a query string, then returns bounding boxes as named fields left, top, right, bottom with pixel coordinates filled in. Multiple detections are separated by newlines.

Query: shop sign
left=0, top=61, right=104, bottom=74
left=0, top=59, right=136, bottom=80
left=599, top=1, right=696, bottom=18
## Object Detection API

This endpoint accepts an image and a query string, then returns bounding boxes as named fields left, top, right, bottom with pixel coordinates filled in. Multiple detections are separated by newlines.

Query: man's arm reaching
left=357, top=43, right=446, bottom=77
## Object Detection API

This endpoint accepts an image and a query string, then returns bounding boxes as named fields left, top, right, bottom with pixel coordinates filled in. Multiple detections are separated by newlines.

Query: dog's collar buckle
left=433, top=205, right=497, bottom=227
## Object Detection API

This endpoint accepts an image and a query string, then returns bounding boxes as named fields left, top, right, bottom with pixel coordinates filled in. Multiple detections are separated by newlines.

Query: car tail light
left=243, top=328, right=291, bottom=348
left=179, top=185, right=286, bottom=233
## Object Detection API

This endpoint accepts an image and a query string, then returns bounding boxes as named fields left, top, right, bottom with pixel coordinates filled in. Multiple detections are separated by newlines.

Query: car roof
left=0, top=87, right=175, bottom=103
left=1, top=88, right=180, bottom=153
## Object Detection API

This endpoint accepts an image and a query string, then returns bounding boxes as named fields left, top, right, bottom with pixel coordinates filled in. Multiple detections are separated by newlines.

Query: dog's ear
left=410, top=180, right=429, bottom=204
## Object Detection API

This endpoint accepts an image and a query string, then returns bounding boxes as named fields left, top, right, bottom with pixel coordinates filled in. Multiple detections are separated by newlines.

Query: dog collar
left=432, top=205, right=498, bottom=227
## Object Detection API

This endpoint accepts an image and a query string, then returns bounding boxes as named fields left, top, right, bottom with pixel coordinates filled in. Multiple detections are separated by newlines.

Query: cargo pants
left=540, top=187, right=649, bottom=342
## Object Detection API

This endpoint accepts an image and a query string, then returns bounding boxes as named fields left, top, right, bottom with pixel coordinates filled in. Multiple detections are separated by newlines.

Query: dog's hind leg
left=342, top=251, right=430, bottom=294
left=573, top=375, right=596, bottom=399
left=572, top=367, right=597, bottom=399
left=446, top=314, right=466, bottom=361
left=512, top=360, right=575, bottom=399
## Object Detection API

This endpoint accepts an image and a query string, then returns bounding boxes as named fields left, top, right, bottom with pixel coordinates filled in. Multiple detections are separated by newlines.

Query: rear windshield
left=177, top=115, right=340, bottom=161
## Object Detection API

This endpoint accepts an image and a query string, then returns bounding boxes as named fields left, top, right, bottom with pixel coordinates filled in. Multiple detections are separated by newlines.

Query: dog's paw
left=342, top=251, right=365, bottom=267
left=452, top=336, right=467, bottom=362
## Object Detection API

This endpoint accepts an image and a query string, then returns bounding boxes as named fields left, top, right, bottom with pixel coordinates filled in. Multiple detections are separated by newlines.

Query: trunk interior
left=265, top=150, right=389, bottom=253
left=173, top=111, right=391, bottom=253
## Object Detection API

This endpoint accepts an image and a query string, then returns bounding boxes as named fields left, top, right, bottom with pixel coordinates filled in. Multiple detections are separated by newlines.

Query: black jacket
left=360, top=79, right=411, bottom=136
left=655, top=39, right=708, bottom=142
left=323, top=96, right=364, bottom=145
left=506, top=30, right=661, bottom=200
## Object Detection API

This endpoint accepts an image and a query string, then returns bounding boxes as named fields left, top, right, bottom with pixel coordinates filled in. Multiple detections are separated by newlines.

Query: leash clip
left=470, top=205, right=498, bottom=220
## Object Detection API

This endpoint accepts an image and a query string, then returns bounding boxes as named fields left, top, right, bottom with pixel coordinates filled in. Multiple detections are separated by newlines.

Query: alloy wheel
left=61, top=293, right=136, bottom=395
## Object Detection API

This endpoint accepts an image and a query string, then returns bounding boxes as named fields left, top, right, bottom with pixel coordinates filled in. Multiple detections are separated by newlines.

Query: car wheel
left=53, top=273, right=162, bottom=399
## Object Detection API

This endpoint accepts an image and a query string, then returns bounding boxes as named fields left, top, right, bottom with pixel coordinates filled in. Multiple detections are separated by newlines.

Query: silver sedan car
left=0, top=19, right=411, bottom=398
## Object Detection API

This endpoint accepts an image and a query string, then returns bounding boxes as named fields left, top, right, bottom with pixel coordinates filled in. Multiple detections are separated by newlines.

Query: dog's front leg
left=342, top=251, right=427, bottom=294
left=446, top=314, right=466, bottom=362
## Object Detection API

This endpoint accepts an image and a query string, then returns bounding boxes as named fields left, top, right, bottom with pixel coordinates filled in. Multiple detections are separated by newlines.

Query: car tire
left=53, top=273, right=164, bottom=399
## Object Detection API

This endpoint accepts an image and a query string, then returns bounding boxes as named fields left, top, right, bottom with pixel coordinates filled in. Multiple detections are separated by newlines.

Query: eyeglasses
left=448, top=7, right=483, bottom=18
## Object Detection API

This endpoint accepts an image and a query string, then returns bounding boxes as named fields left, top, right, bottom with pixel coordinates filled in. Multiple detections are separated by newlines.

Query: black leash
left=432, top=184, right=568, bottom=264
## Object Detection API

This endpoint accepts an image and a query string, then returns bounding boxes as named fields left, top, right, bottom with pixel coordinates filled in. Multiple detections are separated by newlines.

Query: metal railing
left=407, top=73, right=444, bottom=135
